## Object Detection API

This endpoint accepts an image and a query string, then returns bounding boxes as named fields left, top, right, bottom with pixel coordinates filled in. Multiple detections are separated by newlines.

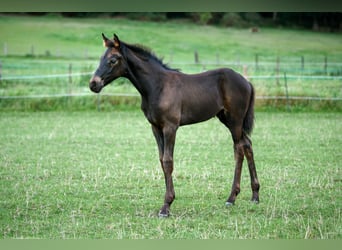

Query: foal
left=90, top=34, right=260, bottom=217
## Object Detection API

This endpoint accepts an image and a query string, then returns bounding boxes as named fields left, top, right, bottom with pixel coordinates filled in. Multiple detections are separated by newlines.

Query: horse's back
left=174, top=68, right=252, bottom=126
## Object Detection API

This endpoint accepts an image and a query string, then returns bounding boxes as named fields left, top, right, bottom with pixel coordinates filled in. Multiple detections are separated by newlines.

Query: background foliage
left=26, top=12, right=342, bottom=32
left=0, top=14, right=341, bottom=111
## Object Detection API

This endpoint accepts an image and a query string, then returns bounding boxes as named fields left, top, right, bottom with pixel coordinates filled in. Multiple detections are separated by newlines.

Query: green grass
left=1, top=14, right=341, bottom=69
left=0, top=14, right=341, bottom=111
left=0, top=110, right=341, bottom=239
left=1, top=14, right=341, bottom=61
left=0, top=14, right=341, bottom=239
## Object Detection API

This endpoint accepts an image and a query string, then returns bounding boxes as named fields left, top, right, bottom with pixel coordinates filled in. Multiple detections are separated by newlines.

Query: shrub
left=125, top=12, right=167, bottom=22
left=220, top=13, right=248, bottom=28
left=243, top=12, right=263, bottom=24
left=190, top=13, right=213, bottom=25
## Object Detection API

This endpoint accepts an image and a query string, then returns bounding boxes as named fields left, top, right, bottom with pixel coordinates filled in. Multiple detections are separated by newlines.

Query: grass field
left=0, top=110, right=341, bottom=239
left=0, top=15, right=341, bottom=239
left=1, top=14, right=341, bottom=60
left=0, top=14, right=341, bottom=111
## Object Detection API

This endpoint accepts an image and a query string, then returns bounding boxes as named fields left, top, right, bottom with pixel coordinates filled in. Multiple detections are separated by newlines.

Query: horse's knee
left=243, top=144, right=253, bottom=157
left=162, top=158, right=173, bottom=171
left=252, top=182, right=260, bottom=192
left=233, top=144, right=244, bottom=160
left=241, top=137, right=253, bottom=157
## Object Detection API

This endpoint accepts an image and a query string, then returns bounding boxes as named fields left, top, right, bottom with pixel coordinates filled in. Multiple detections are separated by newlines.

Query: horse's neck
left=125, top=51, right=163, bottom=99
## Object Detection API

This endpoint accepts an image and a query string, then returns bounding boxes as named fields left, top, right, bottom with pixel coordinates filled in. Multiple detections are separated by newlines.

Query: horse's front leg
left=158, top=125, right=177, bottom=217
left=152, top=125, right=164, bottom=162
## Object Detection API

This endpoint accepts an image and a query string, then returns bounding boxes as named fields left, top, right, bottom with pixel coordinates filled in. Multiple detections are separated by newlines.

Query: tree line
left=13, top=12, right=342, bottom=32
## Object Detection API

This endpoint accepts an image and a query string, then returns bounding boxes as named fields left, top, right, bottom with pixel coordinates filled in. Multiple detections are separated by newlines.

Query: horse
left=89, top=33, right=260, bottom=217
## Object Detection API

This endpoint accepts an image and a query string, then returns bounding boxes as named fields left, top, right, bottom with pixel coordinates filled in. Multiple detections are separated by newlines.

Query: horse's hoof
left=158, top=208, right=170, bottom=218
left=225, top=201, right=234, bottom=207
left=158, top=212, right=169, bottom=218
left=251, top=199, right=259, bottom=204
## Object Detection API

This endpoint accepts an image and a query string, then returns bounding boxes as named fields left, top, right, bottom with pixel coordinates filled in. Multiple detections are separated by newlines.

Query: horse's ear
left=102, top=33, right=112, bottom=47
left=113, top=33, right=120, bottom=49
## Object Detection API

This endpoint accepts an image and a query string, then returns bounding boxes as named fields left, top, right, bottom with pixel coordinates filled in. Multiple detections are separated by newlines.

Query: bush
left=190, top=13, right=213, bottom=25
left=220, top=13, right=248, bottom=28
left=243, top=12, right=263, bottom=24
left=125, top=12, right=167, bottom=22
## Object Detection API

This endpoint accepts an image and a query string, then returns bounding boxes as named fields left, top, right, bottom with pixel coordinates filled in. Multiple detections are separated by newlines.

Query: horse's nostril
left=89, top=75, right=104, bottom=91
left=89, top=80, right=103, bottom=93
left=89, top=81, right=95, bottom=89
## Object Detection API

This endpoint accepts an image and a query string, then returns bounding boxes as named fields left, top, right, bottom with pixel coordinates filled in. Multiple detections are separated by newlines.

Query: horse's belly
left=180, top=98, right=222, bottom=126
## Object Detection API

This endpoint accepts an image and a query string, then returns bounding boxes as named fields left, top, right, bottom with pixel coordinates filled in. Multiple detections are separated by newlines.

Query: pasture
left=0, top=15, right=341, bottom=112
left=0, top=110, right=341, bottom=239
left=0, top=14, right=341, bottom=239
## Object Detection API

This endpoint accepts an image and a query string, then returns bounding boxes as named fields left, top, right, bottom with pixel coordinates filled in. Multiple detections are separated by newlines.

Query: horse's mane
left=122, top=42, right=180, bottom=72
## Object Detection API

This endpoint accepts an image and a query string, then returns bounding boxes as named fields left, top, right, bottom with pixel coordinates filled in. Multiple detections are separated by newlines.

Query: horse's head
left=89, top=33, right=127, bottom=93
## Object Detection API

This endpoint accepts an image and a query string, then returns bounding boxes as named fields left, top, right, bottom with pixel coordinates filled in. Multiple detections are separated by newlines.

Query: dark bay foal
left=89, top=34, right=260, bottom=217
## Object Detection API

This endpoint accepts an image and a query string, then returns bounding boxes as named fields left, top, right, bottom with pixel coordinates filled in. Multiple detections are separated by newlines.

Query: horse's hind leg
left=217, top=111, right=259, bottom=205
left=226, top=138, right=244, bottom=205
left=226, top=133, right=260, bottom=205
left=242, top=134, right=260, bottom=203
left=216, top=111, right=244, bottom=205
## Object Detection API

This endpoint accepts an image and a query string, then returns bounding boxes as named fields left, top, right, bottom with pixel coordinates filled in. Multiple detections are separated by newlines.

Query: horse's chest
left=141, top=101, right=161, bottom=126
left=141, top=99, right=181, bottom=127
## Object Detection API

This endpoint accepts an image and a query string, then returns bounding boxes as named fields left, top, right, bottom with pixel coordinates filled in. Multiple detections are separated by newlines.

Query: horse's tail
left=243, top=83, right=255, bottom=136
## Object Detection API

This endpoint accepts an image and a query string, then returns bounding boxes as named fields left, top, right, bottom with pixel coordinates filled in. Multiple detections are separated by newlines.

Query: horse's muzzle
left=89, top=75, right=104, bottom=93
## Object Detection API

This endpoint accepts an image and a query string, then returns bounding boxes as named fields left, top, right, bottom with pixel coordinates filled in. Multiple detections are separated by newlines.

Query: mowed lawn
left=0, top=110, right=341, bottom=239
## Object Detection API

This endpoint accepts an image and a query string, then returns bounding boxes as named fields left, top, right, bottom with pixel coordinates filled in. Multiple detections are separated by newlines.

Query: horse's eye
left=109, top=58, right=119, bottom=66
